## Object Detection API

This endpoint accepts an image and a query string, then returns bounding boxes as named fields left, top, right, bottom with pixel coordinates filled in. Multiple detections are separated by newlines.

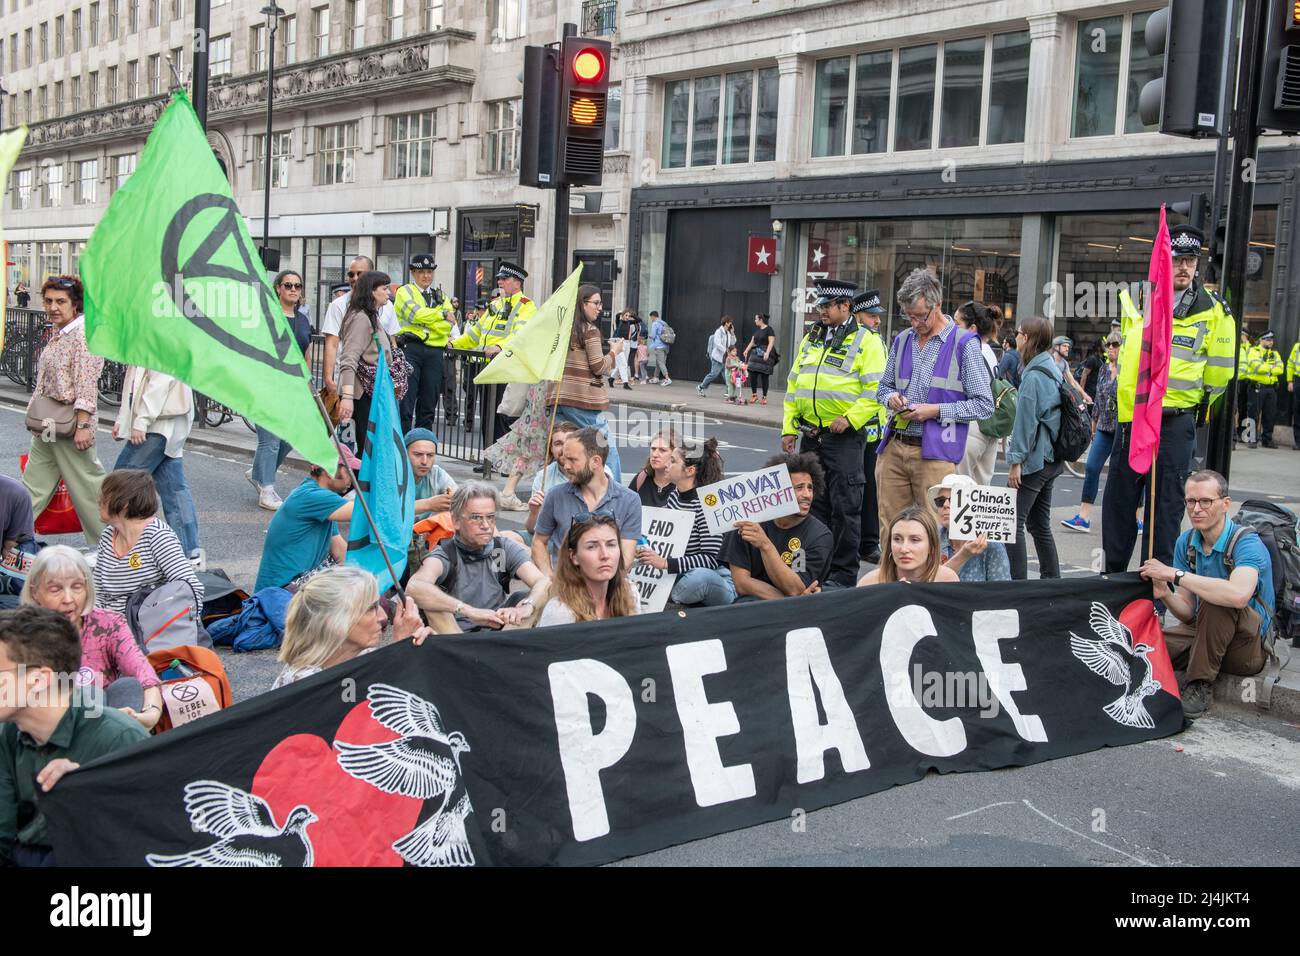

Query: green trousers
left=22, top=434, right=107, bottom=546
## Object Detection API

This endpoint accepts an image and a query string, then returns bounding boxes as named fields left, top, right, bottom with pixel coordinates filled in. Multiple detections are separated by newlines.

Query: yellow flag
left=0, top=126, right=29, bottom=319
left=474, top=263, right=583, bottom=384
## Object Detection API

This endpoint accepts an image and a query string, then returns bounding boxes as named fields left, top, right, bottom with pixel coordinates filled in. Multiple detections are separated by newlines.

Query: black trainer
left=1182, top=679, right=1213, bottom=719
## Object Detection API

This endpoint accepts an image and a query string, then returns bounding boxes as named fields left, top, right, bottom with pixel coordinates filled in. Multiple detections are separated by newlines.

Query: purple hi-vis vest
left=879, top=325, right=977, bottom=463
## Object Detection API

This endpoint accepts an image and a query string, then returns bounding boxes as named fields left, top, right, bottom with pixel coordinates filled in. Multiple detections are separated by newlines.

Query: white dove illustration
left=1070, top=602, right=1161, bottom=730
left=334, top=683, right=475, bottom=867
left=146, top=780, right=318, bottom=867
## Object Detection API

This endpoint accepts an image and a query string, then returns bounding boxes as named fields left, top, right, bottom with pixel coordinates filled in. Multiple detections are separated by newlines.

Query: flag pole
left=1145, top=443, right=1158, bottom=563
left=312, top=390, right=407, bottom=604
left=540, top=387, right=561, bottom=493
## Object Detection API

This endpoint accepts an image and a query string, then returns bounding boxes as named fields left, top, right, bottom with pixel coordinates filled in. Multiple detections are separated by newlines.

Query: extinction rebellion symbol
left=170, top=683, right=200, bottom=703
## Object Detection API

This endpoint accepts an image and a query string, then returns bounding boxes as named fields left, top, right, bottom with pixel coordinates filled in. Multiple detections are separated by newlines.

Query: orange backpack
left=146, top=645, right=234, bottom=734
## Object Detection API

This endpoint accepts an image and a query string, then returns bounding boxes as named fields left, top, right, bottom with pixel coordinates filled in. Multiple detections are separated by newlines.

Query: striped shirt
left=93, top=517, right=204, bottom=617
left=876, top=319, right=994, bottom=437
left=664, top=487, right=723, bottom=573
left=548, top=324, right=614, bottom=411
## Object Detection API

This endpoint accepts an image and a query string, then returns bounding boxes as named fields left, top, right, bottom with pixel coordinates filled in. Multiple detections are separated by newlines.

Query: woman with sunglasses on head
left=954, top=301, right=1004, bottom=487
left=858, top=506, right=959, bottom=586
left=635, top=437, right=735, bottom=606
left=929, top=474, right=1010, bottom=582
left=21, top=275, right=107, bottom=545
left=549, top=284, right=624, bottom=481
left=1005, top=317, right=1064, bottom=580
left=246, top=270, right=315, bottom=511
left=337, top=270, right=405, bottom=452
left=273, top=565, right=432, bottom=689
left=539, top=513, right=640, bottom=626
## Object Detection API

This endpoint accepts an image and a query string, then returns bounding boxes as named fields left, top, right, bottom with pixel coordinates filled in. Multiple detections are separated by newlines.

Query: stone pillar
left=629, top=74, right=653, bottom=187
left=1018, top=213, right=1056, bottom=324
left=774, top=53, right=804, bottom=175
left=1024, top=14, right=1068, bottom=165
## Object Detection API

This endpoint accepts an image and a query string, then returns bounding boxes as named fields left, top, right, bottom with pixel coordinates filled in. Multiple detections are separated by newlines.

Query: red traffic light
left=572, top=48, right=606, bottom=84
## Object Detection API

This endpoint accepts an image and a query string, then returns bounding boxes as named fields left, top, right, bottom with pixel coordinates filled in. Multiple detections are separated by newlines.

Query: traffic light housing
left=1138, top=1, right=1234, bottom=137
left=558, top=36, right=610, bottom=187
left=520, top=45, right=562, bottom=188
left=1257, top=0, right=1300, bottom=132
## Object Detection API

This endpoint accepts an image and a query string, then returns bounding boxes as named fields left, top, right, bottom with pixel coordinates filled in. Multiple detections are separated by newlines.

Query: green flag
left=474, top=263, right=583, bottom=384
left=81, top=90, right=337, bottom=471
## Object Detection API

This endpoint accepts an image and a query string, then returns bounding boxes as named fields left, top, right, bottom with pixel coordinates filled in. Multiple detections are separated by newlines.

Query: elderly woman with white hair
left=20, top=544, right=163, bottom=730
left=272, top=565, right=433, bottom=689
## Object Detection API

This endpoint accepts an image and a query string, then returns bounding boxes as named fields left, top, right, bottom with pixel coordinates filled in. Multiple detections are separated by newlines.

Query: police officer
left=1104, top=224, right=1237, bottom=571
left=781, top=278, right=878, bottom=588
left=453, top=262, right=538, bottom=440
left=1287, top=337, right=1300, bottom=450
left=1243, top=329, right=1284, bottom=448
left=394, top=253, right=454, bottom=432
left=851, top=289, right=888, bottom=564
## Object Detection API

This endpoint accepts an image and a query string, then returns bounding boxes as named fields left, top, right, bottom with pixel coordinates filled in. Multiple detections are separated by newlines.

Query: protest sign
left=43, top=576, right=1181, bottom=867
left=696, top=463, right=799, bottom=535
left=950, top=484, right=1017, bottom=543
left=628, top=506, right=692, bottom=613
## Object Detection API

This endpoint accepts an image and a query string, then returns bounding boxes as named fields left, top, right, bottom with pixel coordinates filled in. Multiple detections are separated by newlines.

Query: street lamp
left=259, top=3, right=286, bottom=272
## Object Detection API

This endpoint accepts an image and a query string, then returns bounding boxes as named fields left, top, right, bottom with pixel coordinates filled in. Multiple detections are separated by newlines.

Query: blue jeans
left=700, top=359, right=725, bottom=391
left=114, top=434, right=200, bottom=555
left=553, top=405, right=622, bottom=481
left=671, top=566, right=736, bottom=606
left=1080, top=429, right=1115, bottom=505
left=252, top=425, right=292, bottom=488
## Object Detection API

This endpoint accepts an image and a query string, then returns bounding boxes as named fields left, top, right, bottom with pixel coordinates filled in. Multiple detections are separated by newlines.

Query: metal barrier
left=436, top=348, right=499, bottom=468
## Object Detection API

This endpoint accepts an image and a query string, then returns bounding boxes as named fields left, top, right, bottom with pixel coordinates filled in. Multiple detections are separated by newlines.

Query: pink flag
left=1129, top=206, right=1173, bottom=475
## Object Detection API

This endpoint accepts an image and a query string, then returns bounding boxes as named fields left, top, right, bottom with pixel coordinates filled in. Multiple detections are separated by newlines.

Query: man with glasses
left=320, top=255, right=400, bottom=395
left=407, top=482, right=548, bottom=632
left=1139, top=470, right=1272, bottom=719
left=531, top=428, right=641, bottom=578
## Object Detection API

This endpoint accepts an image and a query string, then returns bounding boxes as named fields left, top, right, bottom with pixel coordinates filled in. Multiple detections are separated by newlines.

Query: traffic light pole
left=551, top=22, right=577, bottom=292
left=192, top=0, right=211, bottom=129
left=1206, top=0, right=1269, bottom=481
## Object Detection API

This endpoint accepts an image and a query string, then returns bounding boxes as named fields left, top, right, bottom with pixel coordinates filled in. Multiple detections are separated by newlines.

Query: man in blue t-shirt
left=254, top=446, right=360, bottom=592
left=1140, top=469, right=1271, bottom=720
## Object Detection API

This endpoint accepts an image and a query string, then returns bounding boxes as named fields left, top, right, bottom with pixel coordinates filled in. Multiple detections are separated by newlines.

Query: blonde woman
left=539, top=513, right=639, bottom=625
left=272, top=565, right=432, bottom=688
left=857, top=506, right=959, bottom=586
left=20, top=545, right=164, bottom=730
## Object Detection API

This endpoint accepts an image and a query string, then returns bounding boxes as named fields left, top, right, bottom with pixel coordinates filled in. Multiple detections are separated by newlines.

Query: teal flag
left=346, top=342, right=415, bottom=592
left=79, top=89, right=337, bottom=471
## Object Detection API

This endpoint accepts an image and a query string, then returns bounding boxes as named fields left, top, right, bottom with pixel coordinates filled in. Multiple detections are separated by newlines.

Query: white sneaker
left=499, top=493, right=529, bottom=512
left=245, top=468, right=261, bottom=492
left=258, top=486, right=284, bottom=511
left=661, top=378, right=673, bottom=387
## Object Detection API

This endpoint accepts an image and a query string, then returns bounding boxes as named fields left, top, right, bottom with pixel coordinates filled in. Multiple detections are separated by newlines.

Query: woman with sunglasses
left=246, top=270, right=315, bottom=511
left=1061, top=332, right=1123, bottom=534
left=273, top=565, right=432, bottom=688
left=21, top=275, right=106, bottom=545
left=539, top=513, right=639, bottom=626
left=929, top=474, right=1010, bottom=582
left=635, top=437, right=735, bottom=606
left=857, top=506, right=959, bottom=586
left=549, top=284, right=624, bottom=481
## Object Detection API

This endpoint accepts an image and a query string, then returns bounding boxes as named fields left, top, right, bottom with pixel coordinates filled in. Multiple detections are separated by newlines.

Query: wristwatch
left=76, top=421, right=93, bottom=430
left=1173, top=570, right=1186, bottom=588
left=453, top=602, right=464, bottom=617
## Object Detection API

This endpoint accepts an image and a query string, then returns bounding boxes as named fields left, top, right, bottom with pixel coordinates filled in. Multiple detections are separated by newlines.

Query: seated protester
left=931, top=474, right=1011, bottom=582
left=722, top=452, right=833, bottom=602
left=273, top=565, right=431, bottom=689
left=1140, top=469, right=1272, bottom=720
left=254, top=445, right=360, bottom=592
left=539, top=512, right=640, bottom=626
left=406, top=428, right=458, bottom=523
left=859, top=506, right=960, bottom=586
left=0, top=474, right=36, bottom=608
left=0, top=607, right=149, bottom=866
left=526, top=421, right=610, bottom=535
left=21, top=546, right=163, bottom=731
left=635, top=438, right=735, bottom=607
left=629, top=427, right=680, bottom=508
left=407, top=482, right=549, bottom=632
left=532, top=427, right=642, bottom=577
left=92, top=470, right=204, bottom=617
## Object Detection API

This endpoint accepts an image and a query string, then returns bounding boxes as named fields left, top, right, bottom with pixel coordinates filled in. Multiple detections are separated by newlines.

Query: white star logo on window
left=754, top=246, right=771, bottom=266
left=811, top=246, right=826, bottom=266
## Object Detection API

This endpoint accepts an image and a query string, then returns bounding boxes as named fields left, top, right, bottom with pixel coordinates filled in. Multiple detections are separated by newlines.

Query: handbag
left=25, top=393, right=78, bottom=439
left=354, top=317, right=411, bottom=401
left=18, top=454, right=84, bottom=536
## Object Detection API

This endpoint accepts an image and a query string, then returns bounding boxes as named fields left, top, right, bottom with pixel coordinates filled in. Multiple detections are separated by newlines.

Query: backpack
left=436, top=536, right=514, bottom=600
left=1233, top=500, right=1300, bottom=640
left=197, top=568, right=249, bottom=629
left=1025, top=365, right=1091, bottom=463
left=146, top=645, right=234, bottom=734
left=659, top=322, right=677, bottom=345
left=126, top=580, right=211, bottom=653
left=978, top=377, right=1018, bottom=439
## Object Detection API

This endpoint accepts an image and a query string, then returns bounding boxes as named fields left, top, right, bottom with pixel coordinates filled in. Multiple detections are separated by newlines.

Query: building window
left=107, top=65, right=118, bottom=103
left=149, top=54, right=161, bottom=94
left=71, top=9, right=81, bottom=51
left=1124, top=10, right=1162, bottom=133
left=662, top=79, right=689, bottom=169
left=665, top=69, right=780, bottom=168
left=281, top=15, right=296, bottom=65
left=988, top=30, right=1031, bottom=145
left=484, top=99, right=519, bottom=173
left=387, top=110, right=435, bottom=178
left=37, top=87, right=47, bottom=121
left=112, top=152, right=136, bottom=193
left=317, top=122, right=358, bottom=185
left=210, top=34, right=231, bottom=77
left=127, top=59, right=139, bottom=98
left=690, top=76, right=720, bottom=167
left=489, top=0, right=526, bottom=42
left=606, top=85, right=622, bottom=151
left=108, top=0, right=119, bottom=40
left=345, top=0, right=364, bottom=51
left=54, top=15, right=64, bottom=57
left=149, top=0, right=160, bottom=27
left=250, top=23, right=267, bottom=71
left=75, top=159, right=98, bottom=205
left=128, top=0, right=138, bottom=33
left=895, top=43, right=937, bottom=151
left=852, top=51, right=891, bottom=155
left=384, top=0, right=404, bottom=41
left=71, top=76, right=81, bottom=112
left=253, top=131, right=292, bottom=189
left=90, top=3, right=100, bottom=45
left=54, top=82, right=64, bottom=116
left=23, top=90, right=32, bottom=123
left=39, top=21, right=48, bottom=61
left=24, top=27, right=32, bottom=67
left=13, top=168, right=32, bottom=210
left=88, top=71, right=99, bottom=108
left=6, top=33, right=13, bottom=72
left=312, top=6, right=329, bottom=57
left=172, top=0, right=185, bottom=18
left=811, top=57, right=850, bottom=158
left=939, top=37, right=984, bottom=148
left=422, top=0, right=443, bottom=31
left=170, top=45, right=184, bottom=79
left=42, top=163, right=63, bottom=207
left=1072, top=15, right=1123, bottom=137
left=581, top=0, right=617, bottom=36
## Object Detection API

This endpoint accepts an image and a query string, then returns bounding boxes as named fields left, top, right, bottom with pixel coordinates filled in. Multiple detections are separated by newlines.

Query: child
left=724, top=346, right=748, bottom=405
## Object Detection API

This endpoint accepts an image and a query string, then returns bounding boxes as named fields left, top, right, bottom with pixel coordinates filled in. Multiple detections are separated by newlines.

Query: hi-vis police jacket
left=1243, top=345, right=1284, bottom=386
left=451, top=291, right=537, bottom=352
left=1288, top=343, right=1300, bottom=385
left=782, top=320, right=887, bottom=440
left=393, top=283, right=454, bottom=347
left=1115, top=283, right=1236, bottom=423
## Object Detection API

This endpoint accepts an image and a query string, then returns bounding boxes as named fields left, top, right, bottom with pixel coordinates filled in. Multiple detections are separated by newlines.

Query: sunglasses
left=569, top=508, right=616, bottom=534
left=280, top=282, right=302, bottom=290
left=46, top=276, right=77, bottom=290
left=933, top=496, right=949, bottom=508
left=346, top=271, right=363, bottom=278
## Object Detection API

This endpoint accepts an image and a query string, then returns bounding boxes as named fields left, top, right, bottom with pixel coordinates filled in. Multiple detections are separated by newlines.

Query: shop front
left=457, top=208, right=530, bottom=313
